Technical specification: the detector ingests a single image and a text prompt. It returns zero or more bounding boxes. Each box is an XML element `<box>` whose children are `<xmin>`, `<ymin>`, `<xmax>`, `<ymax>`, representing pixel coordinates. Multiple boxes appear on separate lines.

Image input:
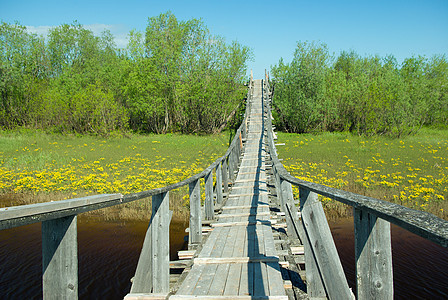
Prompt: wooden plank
<box><xmin>175</xmin><ymin>264</ymin><xmax>206</xmax><ymax>295</ymax></box>
<box><xmin>216</xmin><ymin>162</ymin><xmax>224</xmax><ymax>205</ymax></box>
<box><xmin>171</xmin><ymin>296</ymin><xmax>288</xmax><ymax>300</ymax></box>
<box><xmin>1</xmin><ymin>194</ymin><xmax>122</xmax><ymax>230</ymax></box>
<box><xmin>223</xmin><ymin>263</ymin><xmax>242</xmax><ymax>295</ymax></box>
<box><xmin>208</xmin><ymin>263</ymin><xmax>230</xmax><ymax>295</ymax></box>
<box><xmin>300</xmin><ymin>188</ymin><xmax>352</xmax><ymax>299</ymax></box>
<box><xmin>354</xmin><ymin>208</ymin><xmax>393</xmax><ymax>300</ymax></box>
<box><xmin>193</xmin><ymin>264</ymin><xmax>219</xmax><ymax>295</ymax></box>
<box><xmin>253</xmin><ymin>262</ymin><xmax>268</xmax><ymax>296</ymax></box>
<box><xmin>233</xmin><ymin>179</ymin><xmax>267</xmax><ymax>184</ymax></box>
<box><xmin>222</xmin><ymin>204</ymin><xmax>269</xmax><ymax>210</ymax></box>
<box><xmin>189</xmin><ymin>179</ymin><xmax>202</xmax><ymax>246</ymax></box>
<box><xmin>219</xmin><ymin>212</ymin><xmax>270</xmax><ymax>218</ymax></box>
<box><xmin>222</xmin><ymin>158</ymin><xmax>229</xmax><ymax>194</ymax></box>
<box><xmin>131</xmin><ymin>192</ymin><xmax>170</xmax><ymax>294</ymax></box>
<box><xmin>42</xmin><ymin>215</ymin><xmax>78</xmax><ymax>299</ymax></box>
<box><xmin>212</xmin><ymin>220</ymin><xmax>272</xmax><ymax>227</ymax></box>
<box><xmin>204</xmin><ymin>171</ymin><xmax>214</xmax><ymax>220</ymax></box>
<box><xmin>228</xmin><ymin>192</ymin><xmax>269</xmax><ymax>197</ymax></box>
<box><xmin>194</xmin><ymin>256</ymin><xmax>279</xmax><ymax>264</ymax></box>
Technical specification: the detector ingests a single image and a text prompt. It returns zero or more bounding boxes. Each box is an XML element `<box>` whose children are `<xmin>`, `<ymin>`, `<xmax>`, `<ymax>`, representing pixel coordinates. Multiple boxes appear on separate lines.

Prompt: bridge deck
<box><xmin>172</xmin><ymin>80</ymin><xmax>287</xmax><ymax>299</ymax></box>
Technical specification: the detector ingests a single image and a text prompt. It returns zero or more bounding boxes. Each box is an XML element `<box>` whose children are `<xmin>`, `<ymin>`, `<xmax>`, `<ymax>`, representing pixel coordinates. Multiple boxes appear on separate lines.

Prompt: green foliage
<box><xmin>271</xmin><ymin>44</ymin><xmax>448</xmax><ymax>137</ymax></box>
<box><xmin>0</xmin><ymin>13</ymin><xmax>252</xmax><ymax>135</ymax></box>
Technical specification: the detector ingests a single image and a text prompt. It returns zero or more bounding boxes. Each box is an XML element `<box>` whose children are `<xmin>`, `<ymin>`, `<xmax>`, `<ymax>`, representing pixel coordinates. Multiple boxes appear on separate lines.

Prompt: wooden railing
<box><xmin>263</xmin><ymin>74</ymin><xmax>448</xmax><ymax>300</ymax></box>
<box><xmin>0</xmin><ymin>74</ymin><xmax>255</xmax><ymax>299</ymax></box>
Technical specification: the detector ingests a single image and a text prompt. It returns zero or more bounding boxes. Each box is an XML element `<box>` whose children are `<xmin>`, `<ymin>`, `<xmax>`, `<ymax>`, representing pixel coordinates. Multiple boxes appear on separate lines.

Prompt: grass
<box><xmin>276</xmin><ymin>128</ymin><xmax>448</xmax><ymax>220</ymax></box>
<box><xmin>0</xmin><ymin>129</ymin><xmax>230</xmax><ymax>220</ymax></box>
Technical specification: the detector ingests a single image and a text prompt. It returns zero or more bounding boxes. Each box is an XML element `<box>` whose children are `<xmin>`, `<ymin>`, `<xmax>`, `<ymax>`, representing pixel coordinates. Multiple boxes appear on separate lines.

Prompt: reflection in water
<box><xmin>0</xmin><ymin>217</ymin><xmax>446</xmax><ymax>299</ymax></box>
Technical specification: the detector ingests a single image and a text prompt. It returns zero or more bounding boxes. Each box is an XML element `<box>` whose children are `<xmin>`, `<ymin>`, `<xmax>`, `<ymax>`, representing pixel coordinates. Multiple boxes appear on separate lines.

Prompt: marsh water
<box><xmin>0</xmin><ymin>217</ymin><xmax>447</xmax><ymax>299</ymax></box>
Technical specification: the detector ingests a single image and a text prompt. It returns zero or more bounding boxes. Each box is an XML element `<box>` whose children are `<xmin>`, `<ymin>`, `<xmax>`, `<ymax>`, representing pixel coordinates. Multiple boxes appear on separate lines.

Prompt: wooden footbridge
<box><xmin>1</xmin><ymin>73</ymin><xmax>447</xmax><ymax>299</ymax></box>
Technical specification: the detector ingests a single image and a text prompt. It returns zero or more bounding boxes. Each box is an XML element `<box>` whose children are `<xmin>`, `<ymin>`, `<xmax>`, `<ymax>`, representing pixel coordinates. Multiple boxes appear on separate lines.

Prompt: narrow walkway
<box><xmin>172</xmin><ymin>80</ymin><xmax>287</xmax><ymax>299</ymax></box>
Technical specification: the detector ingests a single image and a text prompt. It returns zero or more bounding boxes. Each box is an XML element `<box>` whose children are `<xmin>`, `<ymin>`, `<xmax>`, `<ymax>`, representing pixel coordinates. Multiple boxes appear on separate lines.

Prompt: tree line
<box><xmin>271</xmin><ymin>41</ymin><xmax>448</xmax><ymax>137</ymax></box>
<box><xmin>0</xmin><ymin>12</ymin><xmax>252</xmax><ymax>135</ymax></box>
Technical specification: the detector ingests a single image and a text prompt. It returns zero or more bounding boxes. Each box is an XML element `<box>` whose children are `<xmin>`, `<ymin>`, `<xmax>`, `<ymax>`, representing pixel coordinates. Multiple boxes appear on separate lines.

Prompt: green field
<box><xmin>0</xmin><ymin>129</ymin><xmax>229</xmax><ymax>220</ymax></box>
<box><xmin>276</xmin><ymin>128</ymin><xmax>448</xmax><ymax>220</ymax></box>
<box><xmin>2</xmin><ymin>128</ymin><xmax>447</xmax><ymax>221</ymax></box>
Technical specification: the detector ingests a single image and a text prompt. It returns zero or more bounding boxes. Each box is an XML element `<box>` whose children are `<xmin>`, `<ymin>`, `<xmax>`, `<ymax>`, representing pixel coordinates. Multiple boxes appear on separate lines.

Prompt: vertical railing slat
<box><xmin>298</xmin><ymin>188</ymin><xmax>326</xmax><ymax>298</ymax></box>
<box><xmin>215</xmin><ymin>162</ymin><xmax>223</xmax><ymax>205</ymax></box>
<box><xmin>222</xmin><ymin>158</ymin><xmax>229</xmax><ymax>195</ymax></box>
<box><xmin>354</xmin><ymin>208</ymin><xmax>393</xmax><ymax>300</ymax></box>
<box><xmin>130</xmin><ymin>191</ymin><xmax>170</xmax><ymax>294</ymax></box>
<box><xmin>189</xmin><ymin>179</ymin><xmax>202</xmax><ymax>247</ymax></box>
<box><xmin>300</xmin><ymin>187</ymin><xmax>353</xmax><ymax>299</ymax></box>
<box><xmin>204</xmin><ymin>171</ymin><xmax>214</xmax><ymax>220</ymax></box>
<box><xmin>280</xmin><ymin>178</ymin><xmax>300</xmax><ymax>241</ymax></box>
<box><xmin>42</xmin><ymin>215</ymin><xmax>78</xmax><ymax>299</ymax></box>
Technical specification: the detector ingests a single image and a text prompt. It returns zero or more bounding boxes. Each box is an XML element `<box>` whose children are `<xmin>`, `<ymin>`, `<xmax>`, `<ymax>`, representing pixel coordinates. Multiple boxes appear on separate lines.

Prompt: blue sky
<box><xmin>1</xmin><ymin>0</ymin><xmax>447</xmax><ymax>79</ymax></box>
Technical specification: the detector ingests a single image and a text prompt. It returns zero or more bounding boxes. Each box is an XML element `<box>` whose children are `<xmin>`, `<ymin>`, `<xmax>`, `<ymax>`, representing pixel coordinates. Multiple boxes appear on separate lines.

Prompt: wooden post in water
<box><xmin>222</xmin><ymin>158</ymin><xmax>229</xmax><ymax>194</ymax></box>
<box><xmin>354</xmin><ymin>208</ymin><xmax>393</xmax><ymax>300</ymax></box>
<box><xmin>131</xmin><ymin>192</ymin><xmax>170</xmax><ymax>294</ymax></box>
<box><xmin>215</xmin><ymin>162</ymin><xmax>223</xmax><ymax>205</ymax></box>
<box><xmin>42</xmin><ymin>215</ymin><xmax>78</xmax><ymax>299</ymax></box>
<box><xmin>299</xmin><ymin>187</ymin><xmax>353</xmax><ymax>299</ymax></box>
<box><xmin>204</xmin><ymin>171</ymin><xmax>214</xmax><ymax>220</ymax></box>
<box><xmin>189</xmin><ymin>179</ymin><xmax>202</xmax><ymax>247</ymax></box>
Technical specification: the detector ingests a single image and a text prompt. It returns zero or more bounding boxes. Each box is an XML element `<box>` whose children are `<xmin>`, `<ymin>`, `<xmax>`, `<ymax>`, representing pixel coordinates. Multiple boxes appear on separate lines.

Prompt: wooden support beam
<box><xmin>42</xmin><ymin>215</ymin><xmax>78</xmax><ymax>299</ymax></box>
<box><xmin>131</xmin><ymin>192</ymin><xmax>170</xmax><ymax>294</ymax></box>
<box><xmin>215</xmin><ymin>162</ymin><xmax>223</xmax><ymax>205</ymax></box>
<box><xmin>189</xmin><ymin>179</ymin><xmax>202</xmax><ymax>246</ymax></box>
<box><xmin>204</xmin><ymin>171</ymin><xmax>214</xmax><ymax>221</ymax></box>
<box><xmin>222</xmin><ymin>158</ymin><xmax>229</xmax><ymax>195</ymax></box>
<box><xmin>354</xmin><ymin>208</ymin><xmax>393</xmax><ymax>300</ymax></box>
<box><xmin>300</xmin><ymin>188</ymin><xmax>353</xmax><ymax>299</ymax></box>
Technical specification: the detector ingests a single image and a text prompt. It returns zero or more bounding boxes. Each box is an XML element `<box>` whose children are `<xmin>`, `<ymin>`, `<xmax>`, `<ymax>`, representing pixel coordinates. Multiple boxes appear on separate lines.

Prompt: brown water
<box><xmin>0</xmin><ymin>219</ymin><xmax>188</xmax><ymax>299</ymax></box>
<box><xmin>0</xmin><ymin>218</ymin><xmax>447</xmax><ymax>299</ymax></box>
<box><xmin>330</xmin><ymin>218</ymin><xmax>448</xmax><ymax>299</ymax></box>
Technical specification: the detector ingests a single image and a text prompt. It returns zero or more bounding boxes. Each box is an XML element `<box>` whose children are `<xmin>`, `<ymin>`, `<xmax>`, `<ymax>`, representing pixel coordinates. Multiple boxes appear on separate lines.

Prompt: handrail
<box><xmin>0</xmin><ymin>76</ymin><xmax>254</xmax><ymax>299</ymax></box>
<box><xmin>263</xmin><ymin>78</ymin><xmax>448</xmax><ymax>248</ymax></box>
<box><xmin>263</xmin><ymin>74</ymin><xmax>448</xmax><ymax>300</ymax></box>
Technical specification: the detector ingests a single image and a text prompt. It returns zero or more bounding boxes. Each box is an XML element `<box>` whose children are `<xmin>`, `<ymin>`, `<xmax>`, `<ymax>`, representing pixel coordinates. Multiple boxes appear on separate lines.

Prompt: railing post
<box><xmin>42</xmin><ymin>215</ymin><xmax>78</xmax><ymax>299</ymax></box>
<box><xmin>222</xmin><ymin>158</ymin><xmax>229</xmax><ymax>194</ymax></box>
<box><xmin>298</xmin><ymin>188</ymin><xmax>326</xmax><ymax>298</ymax></box>
<box><xmin>131</xmin><ymin>192</ymin><xmax>170</xmax><ymax>294</ymax></box>
<box><xmin>280</xmin><ymin>178</ymin><xmax>300</xmax><ymax>241</ymax></box>
<box><xmin>232</xmin><ymin>147</ymin><xmax>238</xmax><ymax>180</ymax></box>
<box><xmin>228</xmin><ymin>149</ymin><xmax>235</xmax><ymax>182</ymax></box>
<box><xmin>354</xmin><ymin>208</ymin><xmax>393</xmax><ymax>300</ymax></box>
<box><xmin>204</xmin><ymin>171</ymin><xmax>214</xmax><ymax>220</ymax></box>
<box><xmin>215</xmin><ymin>162</ymin><xmax>223</xmax><ymax>205</ymax></box>
<box><xmin>299</xmin><ymin>187</ymin><xmax>353</xmax><ymax>299</ymax></box>
<box><xmin>189</xmin><ymin>179</ymin><xmax>202</xmax><ymax>247</ymax></box>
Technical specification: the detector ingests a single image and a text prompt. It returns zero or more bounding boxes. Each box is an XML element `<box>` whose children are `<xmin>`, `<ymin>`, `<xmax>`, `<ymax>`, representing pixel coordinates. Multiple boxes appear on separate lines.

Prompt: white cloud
<box><xmin>26</xmin><ymin>25</ymin><xmax>53</xmax><ymax>37</ymax></box>
<box><xmin>26</xmin><ymin>24</ymin><xmax>130</xmax><ymax>49</ymax></box>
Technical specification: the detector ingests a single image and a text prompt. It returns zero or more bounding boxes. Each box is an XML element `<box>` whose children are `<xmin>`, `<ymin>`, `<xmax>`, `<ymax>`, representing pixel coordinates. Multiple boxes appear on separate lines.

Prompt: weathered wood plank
<box><xmin>189</xmin><ymin>179</ymin><xmax>202</xmax><ymax>246</ymax></box>
<box><xmin>205</xmin><ymin>171</ymin><xmax>214</xmax><ymax>221</ymax></box>
<box><xmin>42</xmin><ymin>215</ymin><xmax>78</xmax><ymax>299</ymax></box>
<box><xmin>216</xmin><ymin>162</ymin><xmax>224</xmax><ymax>205</ymax></box>
<box><xmin>131</xmin><ymin>192</ymin><xmax>170</xmax><ymax>294</ymax></box>
<box><xmin>194</xmin><ymin>256</ymin><xmax>279</xmax><ymax>264</ymax></box>
<box><xmin>1</xmin><ymin>194</ymin><xmax>122</xmax><ymax>230</ymax></box>
<box><xmin>300</xmin><ymin>188</ymin><xmax>352</xmax><ymax>299</ymax></box>
<box><xmin>354</xmin><ymin>208</ymin><xmax>393</xmax><ymax>300</ymax></box>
